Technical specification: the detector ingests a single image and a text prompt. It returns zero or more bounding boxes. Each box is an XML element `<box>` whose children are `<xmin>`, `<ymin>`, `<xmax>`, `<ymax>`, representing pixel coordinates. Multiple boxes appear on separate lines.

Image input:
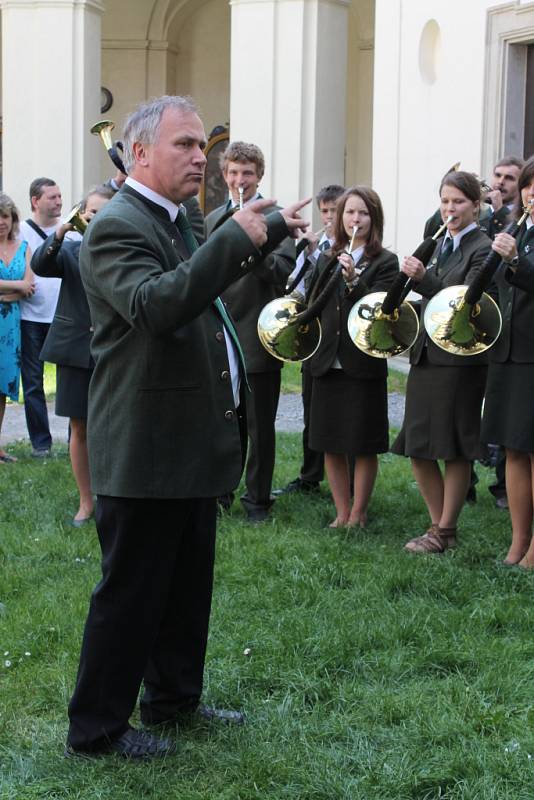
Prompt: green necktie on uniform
<box><xmin>174</xmin><ymin>208</ymin><xmax>248</xmax><ymax>377</ymax></box>
<box><xmin>436</xmin><ymin>236</ymin><xmax>453</xmax><ymax>275</ymax></box>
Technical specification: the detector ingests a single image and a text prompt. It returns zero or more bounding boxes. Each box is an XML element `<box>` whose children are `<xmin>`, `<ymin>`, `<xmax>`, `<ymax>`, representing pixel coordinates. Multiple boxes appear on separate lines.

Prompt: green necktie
<box><xmin>175</xmin><ymin>209</ymin><xmax>248</xmax><ymax>377</ymax></box>
<box><xmin>436</xmin><ymin>237</ymin><xmax>453</xmax><ymax>275</ymax></box>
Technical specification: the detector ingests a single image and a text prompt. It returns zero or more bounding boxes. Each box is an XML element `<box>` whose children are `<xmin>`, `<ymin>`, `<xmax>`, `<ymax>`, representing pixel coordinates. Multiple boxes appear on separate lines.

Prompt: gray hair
<box><xmin>122</xmin><ymin>95</ymin><xmax>198</xmax><ymax>173</ymax></box>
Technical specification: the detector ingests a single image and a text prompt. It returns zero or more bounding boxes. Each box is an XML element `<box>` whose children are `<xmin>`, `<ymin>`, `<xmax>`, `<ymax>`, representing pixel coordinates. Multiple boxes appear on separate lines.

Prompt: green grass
<box><xmin>12</xmin><ymin>363</ymin><xmax>57</xmax><ymax>405</ymax></box>
<box><xmin>1</xmin><ymin>436</ymin><xmax>533</xmax><ymax>799</ymax></box>
<box><xmin>281</xmin><ymin>365</ymin><xmax>408</xmax><ymax>396</ymax></box>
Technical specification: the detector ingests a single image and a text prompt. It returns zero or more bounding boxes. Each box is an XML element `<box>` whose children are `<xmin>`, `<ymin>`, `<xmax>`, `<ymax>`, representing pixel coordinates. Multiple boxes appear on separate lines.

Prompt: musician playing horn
<box><xmin>481</xmin><ymin>156</ymin><xmax>534</xmax><ymax>569</ymax></box>
<box><xmin>392</xmin><ymin>171</ymin><xmax>492</xmax><ymax>554</ymax></box>
<box><xmin>307</xmin><ymin>186</ymin><xmax>397</xmax><ymax>528</ymax></box>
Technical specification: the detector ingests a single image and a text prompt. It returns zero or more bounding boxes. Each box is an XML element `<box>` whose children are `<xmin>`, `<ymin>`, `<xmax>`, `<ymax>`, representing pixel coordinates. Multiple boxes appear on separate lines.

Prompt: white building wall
<box><xmin>373</xmin><ymin>0</ymin><xmax>513</xmax><ymax>259</ymax></box>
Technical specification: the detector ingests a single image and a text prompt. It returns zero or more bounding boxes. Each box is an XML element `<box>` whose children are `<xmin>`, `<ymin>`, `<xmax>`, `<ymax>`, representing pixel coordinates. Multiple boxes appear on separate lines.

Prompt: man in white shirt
<box><xmin>19</xmin><ymin>178</ymin><xmax>62</xmax><ymax>456</ymax></box>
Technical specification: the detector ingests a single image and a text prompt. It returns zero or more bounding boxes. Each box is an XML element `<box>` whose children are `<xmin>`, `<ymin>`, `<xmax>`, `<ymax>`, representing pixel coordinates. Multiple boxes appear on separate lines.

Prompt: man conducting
<box><xmin>66</xmin><ymin>95</ymin><xmax>308</xmax><ymax>759</ymax></box>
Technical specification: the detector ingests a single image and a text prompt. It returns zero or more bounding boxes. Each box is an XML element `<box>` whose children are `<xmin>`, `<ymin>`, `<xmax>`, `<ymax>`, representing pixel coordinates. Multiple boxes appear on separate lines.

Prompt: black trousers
<box><xmin>67</xmin><ymin>495</ymin><xmax>217</xmax><ymax>751</ymax></box>
<box><xmin>241</xmin><ymin>371</ymin><xmax>281</xmax><ymax>513</ymax></box>
<box><xmin>20</xmin><ymin>320</ymin><xmax>52</xmax><ymax>450</ymax></box>
<box><xmin>300</xmin><ymin>369</ymin><xmax>324</xmax><ymax>483</ymax></box>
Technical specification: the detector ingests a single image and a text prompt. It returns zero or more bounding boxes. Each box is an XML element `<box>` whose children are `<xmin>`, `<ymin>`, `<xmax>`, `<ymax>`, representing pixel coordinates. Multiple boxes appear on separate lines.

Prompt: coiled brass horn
<box><xmin>423</xmin><ymin>202</ymin><xmax>534</xmax><ymax>355</ymax></box>
<box><xmin>91</xmin><ymin>120</ymin><xmax>126</xmax><ymax>174</ymax></box>
<box><xmin>346</xmin><ymin>217</ymin><xmax>452</xmax><ymax>359</ymax></box>
<box><xmin>63</xmin><ymin>204</ymin><xmax>88</xmax><ymax>236</ymax></box>
<box><xmin>257</xmin><ymin>226</ymin><xmax>358</xmax><ymax>362</ymax></box>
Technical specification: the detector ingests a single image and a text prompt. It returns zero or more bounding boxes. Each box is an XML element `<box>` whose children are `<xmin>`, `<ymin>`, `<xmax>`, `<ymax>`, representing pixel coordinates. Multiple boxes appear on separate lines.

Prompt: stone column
<box><xmin>229</xmin><ymin>0</ymin><xmax>349</xmax><ymax>223</ymax></box>
<box><xmin>1</xmin><ymin>0</ymin><xmax>104</xmax><ymax>215</ymax></box>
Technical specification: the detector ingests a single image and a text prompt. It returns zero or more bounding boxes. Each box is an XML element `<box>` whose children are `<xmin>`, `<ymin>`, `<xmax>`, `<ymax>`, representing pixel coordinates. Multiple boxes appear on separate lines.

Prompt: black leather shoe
<box><xmin>272</xmin><ymin>477</ymin><xmax>320</xmax><ymax>496</ymax></box>
<box><xmin>195</xmin><ymin>704</ymin><xmax>244</xmax><ymax>725</ymax></box>
<box><xmin>65</xmin><ymin>727</ymin><xmax>175</xmax><ymax>759</ymax></box>
<box><xmin>142</xmin><ymin>704</ymin><xmax>244</xmax><ymax>728</ymax></box>
<box><xmin>246</xmin><ymin>507</ymin><xmax>270</xmax><ymax>524</ymax></box>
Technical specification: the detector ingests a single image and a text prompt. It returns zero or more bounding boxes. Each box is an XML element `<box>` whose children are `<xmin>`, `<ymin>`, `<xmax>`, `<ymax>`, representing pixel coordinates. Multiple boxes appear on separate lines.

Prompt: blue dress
<box><xmin>0</xmin><ymin>241</ymin><xmax>27</xmax><ymax>401</ymax></box>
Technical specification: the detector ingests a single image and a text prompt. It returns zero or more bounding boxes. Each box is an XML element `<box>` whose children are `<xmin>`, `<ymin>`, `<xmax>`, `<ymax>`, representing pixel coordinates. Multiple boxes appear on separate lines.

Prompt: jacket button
<box><xmin>224</xmin><ymin>410</ymin><xmax>234</xmax><ymax>421</ymax></box>
<box><xmin>240</xmin><ymin>260</ymin><xmax>247</xmax><ymax>269</ymax></box>
<box><xmin>215</xmin><ymin>331</ymin><xmax>224</xmax><ymax>342</ymax></box>
<box><xmin>89</xmin><ymin>326</ymin><xmax>94</xmax><ymax>333</ymax></box>
<box><xmin>221</xmin><ymin>370</ymin><xmax>230</xmax><ymax>381</ymax></box>
<box><xmin>336</xmin><ymin>330</ymin><xmax>340</xmax><ymax>336</ymax></box>
<box><xmin>248</xmin><ymin>255</ymin><xmax>255</xmax><ymax>265</ymax></box>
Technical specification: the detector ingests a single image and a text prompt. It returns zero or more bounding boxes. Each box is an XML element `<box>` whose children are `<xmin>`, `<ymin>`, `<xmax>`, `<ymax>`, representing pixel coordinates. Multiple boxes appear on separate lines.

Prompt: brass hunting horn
<box><xmin>91</xmin><ymin>120</ymin><xmax>126</xmax><ymax>174</ymax></box>
<box><xmin>423</xmin><ymin>203</ymin><xmax>534</xmax><ymax>355</ymax></box>
<box><xmin>346</xmin><ymin>217</ymin><xmax>453</xmax><ymax>359</ymax></box>
<box><xmin>63</xmin><ymin>204</ymin><xmax>88</xmax><ymax>236</ymax></box>
<box><xmin>257</xmin><ymin>226</ymin><xmax>359</xmax><ymax>362</ymax></box>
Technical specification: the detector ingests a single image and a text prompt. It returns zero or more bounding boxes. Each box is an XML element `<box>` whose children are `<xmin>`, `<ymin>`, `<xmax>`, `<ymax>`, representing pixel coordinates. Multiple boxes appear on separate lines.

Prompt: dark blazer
<box><xmin>308</xmin><ymin>248</ymin><xmax>399</xmax><ymax>379</ymax></box>
<box><xmin>32</xmin><ymin>235</ymin><xmax>94</xmax><ymax>369</ymax></box>
<box><xmin>410</xmin><ymin>227</ymin><xmax>492</xmax><ymax>366</ymax></box>
<box><xmin>205</xmin><ymin>199</ymin><xmax>295</xmax><ymax>373</ymax></box>
<box><xmin>490</xmin><ymin>226</ymin><xmax>534</xmax><ymax>363</ymax></box>
<box><xmin>80</xmin><ymin>184</ymin><xmax>290</xmax><ymax>499</ymax></box>
<box><xmin>424</xmin><ymin>205</ymin><xmax>510</xmax><ymax>241</ymax></box>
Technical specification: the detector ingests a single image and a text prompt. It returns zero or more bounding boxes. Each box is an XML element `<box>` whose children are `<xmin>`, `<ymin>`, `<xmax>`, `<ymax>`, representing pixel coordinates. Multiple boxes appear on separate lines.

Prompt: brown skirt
<box><xmin>309</xmin><ymin>369</ymin><xmax>389</xmax><ymax>455</ymax></box>
<box><xmin>391</xmin><ymin>356</ymin><xmax>487</xmax><ymax>461</ymax></box>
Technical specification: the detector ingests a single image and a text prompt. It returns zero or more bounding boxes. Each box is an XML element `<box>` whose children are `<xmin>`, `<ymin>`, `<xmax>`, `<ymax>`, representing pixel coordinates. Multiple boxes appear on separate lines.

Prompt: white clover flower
<box><xmin>243</xmin><ymin>647</ymin><xmax>252</xmax><ymax>656</ymax></box>
<box><xmin>4</xmin><ymin>660</ymin><xmax>11</xmax><ymax>667</ymax></box>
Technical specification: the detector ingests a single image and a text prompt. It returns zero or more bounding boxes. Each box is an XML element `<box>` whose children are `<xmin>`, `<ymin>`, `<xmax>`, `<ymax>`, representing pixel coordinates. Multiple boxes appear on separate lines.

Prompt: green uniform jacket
<box><xmin>80</xmin><ymin>185</ymin><xmax>289</xmax><ymax>499</ymax></box>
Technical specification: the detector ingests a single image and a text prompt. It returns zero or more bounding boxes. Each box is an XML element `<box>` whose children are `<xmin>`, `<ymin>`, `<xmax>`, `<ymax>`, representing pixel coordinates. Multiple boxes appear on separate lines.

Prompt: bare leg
<box><xmin>410</xmin><ymin>457</ymin><xmax>443</xmax><ymax>525</ymax></box>
<box><xmin>506</xmin><ymin>448</ymin><xmax>533</xmax><ymax>565</ymax></box>
<box><xmin>440</xmin><ymin>459</ymin><xmax>471</xmax><ymax>528</ymax></box>
<box><xmin>0</xmin><ymin>395</ymin><xmax>16</xmax><ymax>461</ymax></box>
<box><xmin>69</xmin><ymin>418</ymin><xmax>93</xmax><ymax>521</ymax></box>
<box><xmin>324</xmin><ymin>452</ymin><xmax>350</xmax><ymax>526</ymax></box>
<box><xmin>348</xmin><ymin>455</ymin><xmax>378</xmax><ymax>527</ymax></box>
<box><xmin>518</xmin><ymin>454</ymin><xmax>534</xmax><ymax>568</ymax></box>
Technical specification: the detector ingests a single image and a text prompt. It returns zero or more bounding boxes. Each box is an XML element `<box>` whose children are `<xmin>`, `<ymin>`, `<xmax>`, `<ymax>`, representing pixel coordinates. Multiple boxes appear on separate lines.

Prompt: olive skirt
<box><xmin>55</xmin><ymin>364</ymin><xmax>93</xmax><ymax>420</ymax></box>
<box><xmin>481</xmin><ymin>361</ymin><xmax>534</xmax><ymax>453</ymax></box>
<box><xmin>309</xmin><ymin>369</ymin><xmax>388</xmax><ymax>455</ymax></box>
<box><xmin>392</xmin><ymin>357</ymin><xmax>487</xmax><ymax>461</ymax></box>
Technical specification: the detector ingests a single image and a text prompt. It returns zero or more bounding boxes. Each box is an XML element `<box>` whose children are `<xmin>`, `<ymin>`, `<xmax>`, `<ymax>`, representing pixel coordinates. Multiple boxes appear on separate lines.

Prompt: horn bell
<box><xmin>423</xmin><ymin>285</ymin><xmax>502</xmax><ymax>356</ymax></box>
<box><xmin>257</xmin><ymin>297</ymin><xmax>321</xmax><ymax>363</ymax></box>
<box><xmin>90</xmin><ymin>119</ymin><xmax>115</xmax><ymax>151</ymax></box>
<box><xmin>63</xmin><ymin>204</ymin><xmax>88</xmax><ymax>236</ymax></box>
<box><xmin>347</xmin><ymin>291</ymin><xmax>420</xmax><ymax>359</ymax></box>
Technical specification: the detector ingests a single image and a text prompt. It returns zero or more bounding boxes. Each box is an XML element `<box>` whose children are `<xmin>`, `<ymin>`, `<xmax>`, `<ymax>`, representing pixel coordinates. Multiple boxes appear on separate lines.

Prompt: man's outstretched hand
<box><xmin>233</xmin><ymin>197</ymin><xmax>312</xmax><ymax>247</ymax></box>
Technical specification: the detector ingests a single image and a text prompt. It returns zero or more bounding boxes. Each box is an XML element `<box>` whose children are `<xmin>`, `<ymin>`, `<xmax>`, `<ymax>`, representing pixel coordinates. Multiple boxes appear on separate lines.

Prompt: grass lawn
<box><xmin>1</xmin><ymin>431</ymin><xmax>533</xmax><ymax>799</ymax></box>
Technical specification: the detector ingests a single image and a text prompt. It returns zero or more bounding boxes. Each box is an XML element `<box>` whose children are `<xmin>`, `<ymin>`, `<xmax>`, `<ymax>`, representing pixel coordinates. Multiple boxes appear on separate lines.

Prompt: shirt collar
<box><xmin>443</xmin><ymin>221</ymin><xmax>477</xmax><ymax>251</ymax></box>
<box><xmin>350</xmin><ymin>244</ymin><xmax>365</xmax><ymax>263</ymax></box>
<box><xmin>125</xmin><ymin>177</ymin><xmax>181</xmax><ymax>221</ymax></box>
<box><xmin>527</xmin><ymin>217</ymin><xmax>533</xmax><ymax>230</ymax></box>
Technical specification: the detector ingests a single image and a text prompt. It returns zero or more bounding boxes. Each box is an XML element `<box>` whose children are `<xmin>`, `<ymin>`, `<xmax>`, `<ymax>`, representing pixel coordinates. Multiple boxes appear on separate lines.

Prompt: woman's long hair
<box><xmin>516</xmin><ymin>156</ymin><xmax>534</xmax><ymax>219</ymax></box>
<box><xmin>331</xmin><ymin>186</ymin><xmax>384</xmax><ymax>260</ymax></box>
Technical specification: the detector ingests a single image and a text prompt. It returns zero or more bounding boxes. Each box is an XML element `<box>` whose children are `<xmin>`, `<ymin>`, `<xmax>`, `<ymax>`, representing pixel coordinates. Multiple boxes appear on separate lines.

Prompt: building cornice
<box><xmin>102</xmin><ymin>38</ymin><xmax>178</xmax><ymax>56</ymax></box>
<box><xmin>0</xmin><ymin>0</ymin><xmax>104</xmax><ymax>11</ymax></box>
<box><xmin>229</xmin><ymin>0</ymin><xmax>350</xmax><ymax>8</ymax></box>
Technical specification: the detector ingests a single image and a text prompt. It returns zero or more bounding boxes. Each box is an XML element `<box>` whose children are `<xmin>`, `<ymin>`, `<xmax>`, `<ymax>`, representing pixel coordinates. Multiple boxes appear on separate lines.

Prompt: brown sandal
<box><xmin>404</xmin><ymin>523</ymin><xmax>438</xmax><ymax>550</ymax></box>
<box><xmin>404</xmin><ymin>526</ymin><xmax>457</xmax><ymax>554</ymax></box>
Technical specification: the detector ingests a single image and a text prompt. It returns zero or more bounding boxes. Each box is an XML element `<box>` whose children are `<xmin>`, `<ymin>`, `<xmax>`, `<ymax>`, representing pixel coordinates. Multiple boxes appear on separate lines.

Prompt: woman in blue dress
<box><xmin>0</xmin><ymin>193</ymin><xmax>34</xmax><ymax>462</ymax></box>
